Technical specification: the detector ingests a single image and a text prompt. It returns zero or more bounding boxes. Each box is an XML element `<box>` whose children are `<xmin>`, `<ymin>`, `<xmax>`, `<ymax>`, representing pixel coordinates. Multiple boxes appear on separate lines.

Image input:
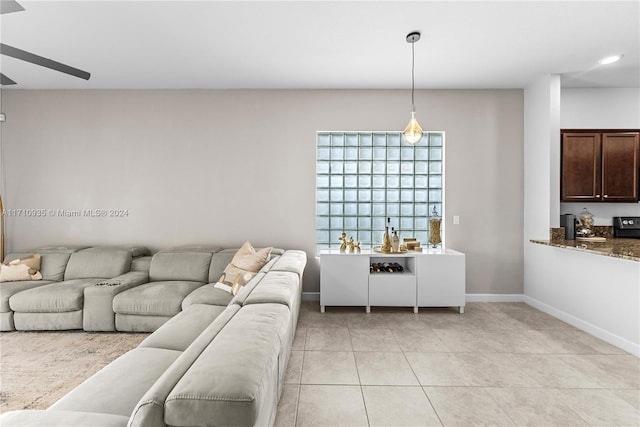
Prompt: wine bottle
<box><xmin>391</xmin><ymin>228</ymin><xmax>400</xmax><ymax>253</ymax></box>
<box><xmin>382</xmin><ymin>218</ymin><xmax>392</xmax><ymax>253</ymax></box>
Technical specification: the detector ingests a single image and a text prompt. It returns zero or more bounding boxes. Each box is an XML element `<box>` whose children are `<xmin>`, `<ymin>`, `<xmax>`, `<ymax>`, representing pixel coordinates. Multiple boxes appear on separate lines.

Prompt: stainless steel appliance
<box><xmin>613</xmin><ymin>217</ymin><xmax>640</xmax><ymax>239</ymax></box>
<box><xmin>560</xmin><ymin>214</ymin><xmax>576</xmax><ymax>240</ymax></box>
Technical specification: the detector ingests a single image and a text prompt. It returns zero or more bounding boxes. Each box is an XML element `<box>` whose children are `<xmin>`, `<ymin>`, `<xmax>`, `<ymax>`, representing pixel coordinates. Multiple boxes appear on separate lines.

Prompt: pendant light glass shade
<box><xmin>403</xmin><ymin>31</ymin><xmax>423</xmax><ymax>145</ymax></box>
<box><xmin>403</xmin><ymin>111</ymin><xmax>423</xmax><ymax>144</ymax></box>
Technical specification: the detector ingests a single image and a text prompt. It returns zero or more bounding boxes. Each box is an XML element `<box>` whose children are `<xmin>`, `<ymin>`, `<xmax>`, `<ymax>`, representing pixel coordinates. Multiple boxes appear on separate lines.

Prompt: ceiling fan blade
<box><xmin>0</xmin><ymin>43</ymin><xmax>91</xmax><ymax>81</ymax></box>
<box><xmin>0</xmin><ymin>73</ymin><xmax>17</xmax><ymax>85</ymax></box>
<box><xmin>0</xmin><ymin>0</ymin><xmax>25</xmax><ymax>14</ymax></box>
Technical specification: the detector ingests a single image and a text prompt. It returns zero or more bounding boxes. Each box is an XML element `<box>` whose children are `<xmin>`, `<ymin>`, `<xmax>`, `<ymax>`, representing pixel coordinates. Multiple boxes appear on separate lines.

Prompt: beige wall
<box><xmin>1</xmin><ymin>89</ymin><xmax>523</xmax><ymax>294</ymax></box>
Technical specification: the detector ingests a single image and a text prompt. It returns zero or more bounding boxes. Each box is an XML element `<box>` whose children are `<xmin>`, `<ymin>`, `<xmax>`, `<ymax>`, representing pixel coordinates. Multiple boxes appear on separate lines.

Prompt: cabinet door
<box><xmin>602</xmin><ymin>133</ymin><xmax>639</xmax><ymax>202</ymax></box>
<box><xmin>320</xmin><ymin>254</ymin><xmax>368</xmax><ymax>307</ymax></box>
<box><xmin>369</xmin><ymin>274</ymin><xmax>416</xmax><ymax>307</ymax></box>
<box><xmin>416</xmin><ymin>253</ymin><xmax>465</xmax><ymax>307</ymax></box>
<box><xmin>561</xmin><ymin>133</ymin><xmax>602</xmax><ymax>201</ymax></box>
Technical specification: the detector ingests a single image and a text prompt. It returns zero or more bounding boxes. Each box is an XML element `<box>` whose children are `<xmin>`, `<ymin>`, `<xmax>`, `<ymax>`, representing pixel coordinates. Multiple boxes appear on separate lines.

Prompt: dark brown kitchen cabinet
<box><xmin>561</xmin><ymin>130</ymin><xmax>639</xmax><ymax>202</ymax></box>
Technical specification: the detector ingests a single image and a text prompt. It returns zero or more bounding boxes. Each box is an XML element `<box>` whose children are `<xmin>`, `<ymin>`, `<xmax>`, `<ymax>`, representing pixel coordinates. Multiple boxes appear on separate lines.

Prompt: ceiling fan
<box><xmin>0</xmin><ymin>0</ymin><xmax>91</xmax><ymax>85</ymax></box>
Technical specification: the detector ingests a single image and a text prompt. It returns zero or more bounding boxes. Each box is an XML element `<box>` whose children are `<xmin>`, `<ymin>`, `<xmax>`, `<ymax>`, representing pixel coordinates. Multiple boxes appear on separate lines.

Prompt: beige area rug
<box><xmin>0</xmin><ymin>331</ymin><xmax>148</xmax><ymax>413</ymax></box>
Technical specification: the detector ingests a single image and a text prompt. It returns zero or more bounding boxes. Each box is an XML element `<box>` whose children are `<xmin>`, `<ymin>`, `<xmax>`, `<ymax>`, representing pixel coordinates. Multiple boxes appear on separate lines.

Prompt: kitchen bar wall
<box><xmin>524</xmin><ymin>81</ymin><xmax>640</xmax><ymax>355</ymax></box>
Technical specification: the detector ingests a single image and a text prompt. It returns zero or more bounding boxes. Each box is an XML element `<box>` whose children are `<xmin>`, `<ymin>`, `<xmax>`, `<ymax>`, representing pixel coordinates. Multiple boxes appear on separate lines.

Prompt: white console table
<box><xmin>319</xmin><ymin>248</ymin><xmax>465</xmax><ymax>313</ymax></box>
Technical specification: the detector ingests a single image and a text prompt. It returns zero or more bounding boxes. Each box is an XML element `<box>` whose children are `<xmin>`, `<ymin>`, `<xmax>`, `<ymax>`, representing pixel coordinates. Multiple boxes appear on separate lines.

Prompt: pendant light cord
<box><xmin>411</xmin><ymin>39</ymin><xmax>415</xmax><ymax>113</ymax></box>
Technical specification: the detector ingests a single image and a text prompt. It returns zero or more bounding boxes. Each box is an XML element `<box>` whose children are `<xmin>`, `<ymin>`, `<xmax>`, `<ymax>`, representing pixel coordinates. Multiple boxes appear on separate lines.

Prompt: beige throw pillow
<box><xmin>218</xmin><ymin>242</ymin><xmax>272</xmax><ymax>295</ymax></box>
<box><xmin>0</xmin><ymin>254</ymin><xmax>43</xmax><ymax>282</ymax></box>
<box><xmin>230</xmin><ymin>241</ymin><xmax>272</xmax><ymax>272</ymax></box>
<box><xmin>13</xmin><ymin>254</ymin><xmax>41</xmax><ymax>271</ymax></box>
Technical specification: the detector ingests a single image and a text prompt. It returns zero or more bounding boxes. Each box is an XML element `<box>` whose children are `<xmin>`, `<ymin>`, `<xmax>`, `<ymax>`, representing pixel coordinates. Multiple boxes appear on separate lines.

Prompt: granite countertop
<box><xmin>530</xmin><ymin>237</ymin><xmax>640</xmax><ymax>262</ymax></box>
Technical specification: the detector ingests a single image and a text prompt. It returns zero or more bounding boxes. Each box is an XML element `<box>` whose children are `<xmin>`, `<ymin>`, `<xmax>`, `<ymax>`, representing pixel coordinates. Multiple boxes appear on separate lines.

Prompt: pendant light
<box><xmin>403</xmin><ymin>31</ymin><xmax>423</xmax><ymax>145</ymax></box>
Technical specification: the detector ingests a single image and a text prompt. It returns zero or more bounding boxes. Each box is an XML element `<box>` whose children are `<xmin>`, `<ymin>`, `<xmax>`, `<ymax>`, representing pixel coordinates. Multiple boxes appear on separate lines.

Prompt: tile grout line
<box><xmin>393</xmin><ymin>321</ymin><xmax>446</xmax><ymax>427</ymax></box>
<box><xmin>479</xmin><ymin>386</ymin><xmax>520</xmax><ymax>427</ymax></box>
<box><xmin>349</xmin><ymin>321</ymin><xmax>372</xmax><ymax>426</ymax></box>
<box><xmin>293</xmin><ymin>327</ymin><xmax>307</xmax><ymax>427</ymax></box>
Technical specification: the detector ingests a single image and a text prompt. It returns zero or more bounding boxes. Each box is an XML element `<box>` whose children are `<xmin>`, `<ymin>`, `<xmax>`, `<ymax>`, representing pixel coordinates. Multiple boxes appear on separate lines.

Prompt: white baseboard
<box><xmin>465</xmin><ymin>293</ymin><xmax>525</xmax><ymax>302</ymax></box>
<box><xmin>302</xmin><ymin>292</ymin><xmax>320</xmax><ymax>301</ymax></box>
<box><xmin>304</xmin><ymin>292</ymin><xmax>524</xmax><ymax>303</ymax></box>
<box><xmin>524</xmin><ymin>295</ymin><xmax>640</xmax><ymax>357</ymax></box>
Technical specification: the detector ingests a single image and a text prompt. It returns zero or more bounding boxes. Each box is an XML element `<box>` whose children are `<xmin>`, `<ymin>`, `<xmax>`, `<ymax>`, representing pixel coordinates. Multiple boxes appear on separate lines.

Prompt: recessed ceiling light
<box><xmin>599</xmin><ymin>54</ymin><xmax>623</xmax><ymax>65</ymax></box>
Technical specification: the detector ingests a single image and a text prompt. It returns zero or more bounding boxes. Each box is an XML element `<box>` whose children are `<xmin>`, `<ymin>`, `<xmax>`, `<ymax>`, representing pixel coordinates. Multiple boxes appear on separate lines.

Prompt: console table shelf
<box><xmin>320</xmin><ymin>248</ymin><xmax>465</xmax><ymax>313</ymax></box>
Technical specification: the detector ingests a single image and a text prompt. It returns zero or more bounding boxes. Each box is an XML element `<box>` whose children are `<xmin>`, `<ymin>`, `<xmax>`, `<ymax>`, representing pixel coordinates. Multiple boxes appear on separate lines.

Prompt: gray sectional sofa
<box><xmin>113</xmin><ymin>248</ymin><xmax>236</xmax><ymax>332</ymax></box>
<box><xmin>0</xmin><ymin>245</ymin><xmax>307</xmax><ymax>427</ymax></box>
<box><xmin>0</xmin><ymin>245</ymin><xmax>145</xmax><ymax>331</ymax></box>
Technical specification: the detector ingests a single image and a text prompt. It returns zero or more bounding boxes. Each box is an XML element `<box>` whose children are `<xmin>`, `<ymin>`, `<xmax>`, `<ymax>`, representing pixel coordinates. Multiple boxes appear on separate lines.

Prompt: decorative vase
<box><xmin>577</xmin><ymin>208</ymin><xmax>594</xmax><ymax>238</ymax></box>
<box><xmin>428</xmin><ymin>206</ymin><xmax>442</xmax><ymax>247</ymax></box>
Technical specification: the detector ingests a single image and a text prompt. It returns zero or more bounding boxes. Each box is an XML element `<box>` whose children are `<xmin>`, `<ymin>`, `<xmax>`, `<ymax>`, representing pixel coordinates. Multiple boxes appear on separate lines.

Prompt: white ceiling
<box><xmin>1</xmin><ymin>0</ymin><xmax>638</xmax><ymax>89</ymax></box>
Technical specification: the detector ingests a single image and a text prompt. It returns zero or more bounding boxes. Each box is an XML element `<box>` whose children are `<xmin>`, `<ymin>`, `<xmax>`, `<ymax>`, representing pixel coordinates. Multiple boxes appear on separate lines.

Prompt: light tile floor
<box><xmin>274</xmin><ymin>301</ymin><xmax>640</xmax><ymax>427</ymax></box>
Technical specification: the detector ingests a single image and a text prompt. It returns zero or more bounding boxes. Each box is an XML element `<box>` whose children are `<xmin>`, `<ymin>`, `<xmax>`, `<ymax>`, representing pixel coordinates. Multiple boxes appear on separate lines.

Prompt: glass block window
<box><xmin>316</xmin><ymin>131</ymin><xmax>444</xmax><ymax>254</ymax></box>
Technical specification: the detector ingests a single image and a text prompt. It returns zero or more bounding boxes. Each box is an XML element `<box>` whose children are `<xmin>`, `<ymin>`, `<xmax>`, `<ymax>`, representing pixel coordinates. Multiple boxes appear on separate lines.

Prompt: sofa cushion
<box><xmin>242</xmin><ymin>271</ymin><xmax>301</xmax><ymax>309</ymax></box>
<box><xmin>39</xmin><ymin>253</ymin><xmax>73</xmax><ymax>281</ymax></box>
<box><xmin>0</xmin><ymin>410</ymin><xmax>130</xmax><ymax>427</ymax></box>
<box><xmin>4</xmin><ymin>252</ymin><xmax>71</xmax><ymax>282</ymax></box>
<box><xmin>138</xmin><ymin>304</ymin><xmax>227</xmax><ymax>351</ymax></box>
<box><xmin>129</xmin><ymin>304</ymin><xmax>241</xmax><ymax>427</ymax></box>
<box><xmin>49</xmin><ymin>347</ymin><xmax>181</xmax><ymax>417</ymax></box>
<box><xmin>270</xmin><ymin>248</ymin><xmax>286</xmax><ymax>256</ymax></box>
<box><xmin>131</xmin><ymin>256</ymin><xmax>152</xmax><ymax>273</ymax></box>
<box><xmin>165</xmin><ymin>303</ymin><xmax>290</xmax><ymax>427</ymax></box>
<box><xmin>181</xmin><ymin>283</ymin><xmax>233</xmax><ymax>308</ymax></box>
<box><xmin>13</xmin><ymin>311</ymin><xmax>83</xmax><ymax>331</ymax></box>
<box><xmin>64</xmin><ymin>249</ymin><xmax>132</xmax><ymax>281</ymax></box>
<box><xmin>207</xmin><ymin>249</ymin><xmax>237</xmax><ymax>283</ymax></box>
<box><xmin>115</xmin><ymin>314</ymin><xmax>173</xmax><ymax>333</ymax></box>
<box><xmin>270</xmin><ymin>250</ymin><xmax>307</xmax><ymax>277</ymax></box>
<box><xmin>0</xmin><ymin>280</ymin><xmax>54</xmax><ymax>312</ymax></box>
<box><xmin>113</xmin><ymin>281</ymin><xmax>204</xmax><ymax>316</ymax></box>
<box><xmin>148</xmin><ymin>252</ymin><xmax>212</xmax><ymax>283</ymax></box>
<box><xmin>9</xmin><ymin>279</ymin><xmax>103</xmax><ymax>313</ymax></box>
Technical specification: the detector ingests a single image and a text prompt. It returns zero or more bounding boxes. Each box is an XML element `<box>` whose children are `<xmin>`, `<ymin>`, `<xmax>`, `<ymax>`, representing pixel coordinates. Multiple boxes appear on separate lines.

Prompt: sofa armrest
<box><xmin>83</xmin><ymin>271</ymin><xmax>149</xmax><ymax>331</ymax></box>
<box><xmin>0</xmin><ymin>410</ymin><xmax>129</xmax><ymax>427</ymax></box>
